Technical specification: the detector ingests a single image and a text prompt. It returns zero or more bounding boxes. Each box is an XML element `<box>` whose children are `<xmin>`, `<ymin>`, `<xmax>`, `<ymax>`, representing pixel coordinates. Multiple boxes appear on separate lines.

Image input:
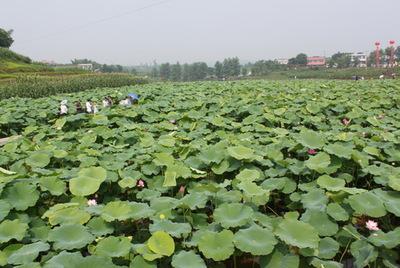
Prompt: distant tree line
<box><xmin>71</xmin><ymin>59</ymin><xmax>124</xmax><ymax>73</ymax></box>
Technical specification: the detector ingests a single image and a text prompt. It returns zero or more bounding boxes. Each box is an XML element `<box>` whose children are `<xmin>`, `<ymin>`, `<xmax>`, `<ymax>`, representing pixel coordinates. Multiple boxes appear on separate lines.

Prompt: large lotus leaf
<box><xmin>118</xmin><ymin>177</ymin><xmax>137</xmax><ymax>189</ymax></box>
<box><xmin>0</xmin><ymin>219</ymin><xmax>28</xmax><ymax>243</ymax></box>
<box><xmin>147</xmin><ymin>231</ymin><xmax>175</xmax><ymax>256</ymax></box>
<box><xmin>198</xmin><ymin>148</ymin><xmax>225</xmax><ymax>164</ymax></box>
<box><xmin>86</xmin><ymin>217</ymin><xmax>114</xmax><ymax>236</ymax></box>
<box><xmin>227</xmin><ymin>146</ymin><xmax>255</xmax><ymax>160</ymax></box>
<box><xmin>212</xmin><ymin>159</ymin><xmax>230</xmax><ymax>174</ymax></box>
<box><xmin>373</xmin><ymin>189</ymin><xmax>400</xmax><ymax>216</ymax></box>
<box><xmin>300</xmin><ymin>210</ymin><xmax>338</xmax><ymax>237</ymax></box>
<box><xmin>179</xmin><ymin>192</ymin><xmax>208</xmax><ymax>210</ymax></box>
<box><xmin>101</xmin><ymin>201</ymin><xmax>153</xmax><ymax>222</ymax></box>
<box><xmin>310</xmin><ymin>259</ymin><xmax>343</xmax><ymax>268</ymax></box>
<box><xmin>236</xmin><ymin>169</ymin><xmax>261</xmax><ymax>182</ymax></box>
<box><xmin>44</xmin><ymin>251</ymin><xmax>120</xmax><ymax>268</ymax></box>
<box><xmin>305</xmin><ymin>153</ymin><xmax>331</xmax><ymax>172</ymax></box>
<box><xmin>324</xmin><ymin>143</ymin><xmax>353</xmax><ymax>159</ymax></box>
<box><xmin>130</xmin><ymin>255</ymin><xmax>156</xmax><ymax>268</ymax></box>
<box><xmin>317</xmin><ymin>175</ymin><xmax>346</xmax><ymax>191</ymax></box>
<box><xmin>213</xmin><ymin>203</ymin><xmax>254</xmax><ymax>228</ymax></box>
<box><xmin>8</xmin><ymin>241</ymin><xmax>50</xmax><ymax>265</ymax></box>
<box><xmin>26</xmin><ymin>152</ymin><xmax>51</xmax><ymax>168</ymax></box>
<box><xmin>198</xmin><ymin>230</ymin><xmax>234</xmax><ymax>261</ymax></box>
<box><xmin>301</xmin><ymin>189</ymin><xmax>328</xmax><ymax>211</ymax></box>
<box><xmin>153</xmin><ymin>152</ymin><xmax>175</xmax><ymax>166</ymax></box>
<box><xmin>171</xmin><ymin>251</ymin><xmax>206</xmax><ymax>268</ymax></box>
<box><xmin>94</xmin><ymin>236</ymin><xmax>131</xmax><ymax>257</ymax></box>
<box><xmin>150</xmin><ymin>220</ymin><xmax>191</xmax><ymax>238</ymax></box>
<box><xmin>388</xmin><ymin>176</ymin><xmax>400</xmax><ymax>191</ymax></box>
<box><xmin>69</xmin><ymin>166</ymin><xmax>107</xmax><ymax>196</ymax></box>
<box><xmin>0</xmin><ymin>200</ymin><xmax>11</xmax><ymax>221</ymax></box>
<box><xmin>297</xmin><ymin>129</ymin><xmax>325</xmax><ymax>149</ymax></box>
<box><xmin>259</xmin><ymin>249</ymin><xmax>299</xmax><ymax>268</ymax></box>
<box><xmin>48</xmin><ymin>224</ymin><xmax>95</xmax><ymax>250</ymax></box>
<box><xmin>275</xmin><ymin>218</ymin><xmax>320</xmax><ymax>249</ymax></box>
<box><xmin>347</xmin><ymin>192</ymin><xmax>386</xmax><ymax>217</ymax></box>
<box><xmin>3</xmin><ymin>182</ymin><xmax>39</xmax><ymax>211</ymax></box>
<box><xmin>39</xmin><ymin>177</ymin><xmax>66</xmax><ymax>196</ymax></box>
<box><xmin>135</xmin><ymin>243</ymin><xmax>163</xmax><ymax>261</ymax></box>
<box><xmin>233</xmin><ymin>224</ymin><xmax>277</xmax><ymax>255</ymax></box>
<box><xmin>42</xmin><ymin>204</ymin><xmax>90</xmax><ymax>225</ymax></box>
<box><xmin>326</xmin><ymin>203</ymin><xmax>349</xmax><ymax>221</ymax></box>
<box><xmin>317</xmin><ymin>237</ymin><xmax>340</xmax><ymax>259</ymax></box>
<box><xmin>368</xmin><ymin>227</ymin><xmax>400</xmax><ymax>249</ymax></box>
<box><xmin>350</xmin><ymin>240</ymin><xmax>378</xmax><ymax>268</ymax></box>
<box><xmin>163</xmin><ymin>169</ymin><xmax>177</xmax><ymax>187</ymax></box>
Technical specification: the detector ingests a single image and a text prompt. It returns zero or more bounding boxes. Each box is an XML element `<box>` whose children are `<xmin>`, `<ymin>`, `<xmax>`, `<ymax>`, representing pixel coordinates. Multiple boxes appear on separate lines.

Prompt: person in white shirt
<box><xmin>60</xmin><ymin>100</ymin><xmax>68</xmax><ymax>115</ymax></box>
<box><xmin>85</xmin><ymin>101</ymin><xmax>93</xmax><ymax>113</ymax></box>
<box><xmin>119</xmin><ymin>93</ymin><xmax>139</xmax><ymax>107</ymax></box>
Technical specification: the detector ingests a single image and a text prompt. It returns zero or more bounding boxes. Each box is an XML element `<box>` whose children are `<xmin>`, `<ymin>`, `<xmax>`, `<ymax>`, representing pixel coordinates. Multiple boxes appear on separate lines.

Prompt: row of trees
<box><xmin>0</xmin><ymin>28</ymin><xmax>13</xmax><ymax>48</ymax></box>
<box><xmin>152</xmin><ymin>58</ymin><xmax>242</xmax><ymax>81</ymax></box>
<box><xmin>71</xmin><ymin>59</ymin><xmax>124</xmax><ymax>73</ymax></box>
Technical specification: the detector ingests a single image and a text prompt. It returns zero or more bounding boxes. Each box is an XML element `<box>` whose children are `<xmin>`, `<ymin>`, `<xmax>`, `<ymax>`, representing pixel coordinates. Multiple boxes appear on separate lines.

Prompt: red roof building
<box><xmin>307</xmin><ymin>56</ymin><xmax>326</xmax><ymax>67</ymax></box>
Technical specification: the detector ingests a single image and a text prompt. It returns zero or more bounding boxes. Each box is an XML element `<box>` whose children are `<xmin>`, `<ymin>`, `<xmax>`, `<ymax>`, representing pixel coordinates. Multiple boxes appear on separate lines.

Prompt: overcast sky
<box><xmin>1</xmin><ymin>0</ymin><xmax>399</xmax><ymax>65</ymax></box>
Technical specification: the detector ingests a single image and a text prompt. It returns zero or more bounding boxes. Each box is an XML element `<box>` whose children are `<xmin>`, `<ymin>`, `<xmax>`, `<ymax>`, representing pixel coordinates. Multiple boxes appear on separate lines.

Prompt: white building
<box><xmin>351</xmin><ymin>52</ymin><xmax>367</xmax><ymax>67</ymax></box>
<box><xmin>77</xmin><ymin>63</ymin><xmax>93</xmax><ymax>71</ymax></box>
<box><xmin>275</xmin><ymin>58</ymin><xmax>289</xmax><ymax>65</ymax></box>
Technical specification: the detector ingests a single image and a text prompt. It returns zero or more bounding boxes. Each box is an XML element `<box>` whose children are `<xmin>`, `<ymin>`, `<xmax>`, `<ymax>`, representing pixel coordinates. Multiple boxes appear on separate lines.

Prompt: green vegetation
<box><xmin>0</xmin><ymin>79</ymin><xmax>399</xmax><ymax>267</ymax></box>
<box><xmin>0</xmin><ymin>74</ymin><xmax>147</xmax><ymax>99</ymax></box>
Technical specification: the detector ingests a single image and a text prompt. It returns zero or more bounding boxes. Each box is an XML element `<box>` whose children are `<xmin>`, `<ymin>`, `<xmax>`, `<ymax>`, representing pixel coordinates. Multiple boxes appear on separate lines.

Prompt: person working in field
<box><xmin>119</xmin><ymin>93</ymin><xmax>139</xmax><ymax>107</ymax></box>
<box><xmin>102</xmin><ymin>96</ymin><xmax>113</xmax><ymax>107</ymax></box>
<box><xmin>59</xmin><ymin>100</ymin><xmax>68</xmax><ymax>115</ymax></box>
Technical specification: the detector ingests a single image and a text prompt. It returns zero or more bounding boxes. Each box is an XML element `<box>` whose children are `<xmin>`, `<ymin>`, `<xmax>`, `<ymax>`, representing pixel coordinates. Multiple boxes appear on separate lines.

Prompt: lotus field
<box><xmin>0</xmin><ymin>80</ymin><xmax>400</xmax><ymax>268</ymax></box>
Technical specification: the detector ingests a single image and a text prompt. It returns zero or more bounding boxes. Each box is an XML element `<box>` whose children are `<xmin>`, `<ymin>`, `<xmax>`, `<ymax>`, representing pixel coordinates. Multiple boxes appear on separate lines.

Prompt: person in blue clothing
<box><xmin>119</xmin><ymin>93</ymin><xmax>139</xmax><ymax>106</ymax></box>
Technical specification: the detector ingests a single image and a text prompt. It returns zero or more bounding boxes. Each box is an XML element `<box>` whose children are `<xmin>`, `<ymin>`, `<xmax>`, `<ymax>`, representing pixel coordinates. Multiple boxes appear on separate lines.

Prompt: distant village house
<box><xmin>307</xmin><ymin>56</ymin><xmax>326</xmax><ymax>67</ymax></box>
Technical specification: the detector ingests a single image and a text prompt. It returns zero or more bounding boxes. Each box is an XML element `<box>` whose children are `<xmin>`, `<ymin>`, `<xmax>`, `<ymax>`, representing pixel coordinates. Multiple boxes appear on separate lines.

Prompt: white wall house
<box><xmin>275</xmin><ymin>58</ymin><xmax>289</xmax><ymax>65</ymax></box>
<box><xmin>351</xmin><ymin>52</ymin><xmax>367</xmax><ymax>67</ymax></box>
<box><xmin>77</xmin><ymin>63</ymin><xmax>93</xmax><ymax>71</ymax></box>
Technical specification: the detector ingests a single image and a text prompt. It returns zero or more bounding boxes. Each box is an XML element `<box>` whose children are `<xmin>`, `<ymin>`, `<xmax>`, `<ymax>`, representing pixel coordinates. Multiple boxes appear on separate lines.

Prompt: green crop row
<box><xmin>0</xmin><ymin>74</ymin><xmax>148</xmax><ymax>99</ymax></box>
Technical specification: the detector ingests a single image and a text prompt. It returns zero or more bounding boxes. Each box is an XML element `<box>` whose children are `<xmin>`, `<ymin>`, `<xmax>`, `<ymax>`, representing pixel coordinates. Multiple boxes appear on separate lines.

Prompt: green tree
<box><xmin>159</xmin><ymin>63</ymin><xmax>171</xmax><ymax>80</ymax></box>
<box><xmin>295</xmin><ymin>53</ymin><xmax>308</xmax><ymax>66</ymax></box>
<box><xmin>223</xmin><ymin>57</ymin><xmax>240</xmax><ymax>77</ymax></box>
<box><xmin>215</xmin><ymin>61</ymin><xmax>223</xmax><ymax>79</ymax></box>
<box><xmin>241</xmin><ymin>67</ymin><xmax>247</xmax><ymax>76</ymax></box>
<box><xmin>182</xmin><ymin>64</ymin><xmax>190</xmax><ymax>81</ymax></box>
<box><xmin>170</xmin><ymin>62</ymin><xmax>182</xmax><ymax>81</ymax></box>
<box><xmin>151</xmin><ymin>67</ymin><xmax>159</xmax><ymax>78</ymax></box>
<box><xmin>0</xmin><ymin>28</ymin><xmax>14</xmax><ymax>48</ymax></box>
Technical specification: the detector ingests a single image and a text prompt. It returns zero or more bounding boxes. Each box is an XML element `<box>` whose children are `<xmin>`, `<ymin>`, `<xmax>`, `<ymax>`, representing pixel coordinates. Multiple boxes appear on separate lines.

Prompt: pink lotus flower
<box><xmin>307</xmin><ymin>149</ymin><xmax>317</xmax><ymax>155</ymax></box>
<box><xmin>342</xmin><ymin>118</ymin><xmax>351</xmax><ymax>126</ymax></box>
<box><xmin>365</xmin><ymin>220</ymin><xmax>380</xmax><ymax>231</ymax></box>
<box><xmin>179</xmin><ymin>185</ymin><xmax>185</xmax><ymax>194</ymax></box>
<box><xmin>137</xmin><ymin>179</ymin><xmax>145</xmax><ymax>188</ymax></box>
<box><xmin>87</xmin><ymin>199</ymin><xmax>97</xmax><ymax>206</ymax></box>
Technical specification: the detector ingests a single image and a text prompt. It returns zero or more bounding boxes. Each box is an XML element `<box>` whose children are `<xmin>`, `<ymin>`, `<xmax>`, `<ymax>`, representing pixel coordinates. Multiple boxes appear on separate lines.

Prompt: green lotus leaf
<box><xmin>48</xmin><ymin>224</ymin><xmax>95</xmax><ymax>250</ymax></box>
<box><xmin>300</xmin><ymin>210</ymin><xmax>338</xmax><ymax>237</ymax></box>
<box><xmin>0</xmin><ymin>219</ymin><xmax>28</xmax><ymax>243</ymax></box>
<box><xmin>150</xmin><ymin>220</ymin><xmax>191</xmax><ymax>238</ymax></box>
<box><xmin>388</xmin><ymin>176</ymin><xmax>400</xmax><ymax>191</ymax></box>
<box><xmin>158</xmin><ymin>135</ymin><xmax>175</xmax><ymax>147</ymax></box>
<box><xmin>101</xmin><ymin>201</ymin><xmax>153</xmax><ymax>222</ymax></box>
<box><xmin>237</xmin><ymin>181</ymin><xmax>270</xmax><ymax>205</ymax></box>
<box><xmin>305</xmin><ymin>153</ymin><xmax>331</xmax><ymax>172</ymax></box>
<box><xmin>326</xmin><ymin>203</ymin><xmax>349</xmax><ymax>221</ymax></box>
<box><xmin>134</xmin><ymin>243</ymin><xmax>163</xmax><ymax>261</ymax></box>
<box><xmin>42</xmin><ymin>203</ymin><xmax>90</xmax><ymax>225</ymax></box>
<box><xmin>227</xmin><ymin>145</ymin><xmax>255</xmax><ymax>160</ymax></box>
<box><xmin>275</xmin><ymin>218</ymin><xmax>320</xmax><ymax>249</ymax></box>
<box><xmin>297</xmin><ymin>129</ymin><xmax>325</xmax><ymax>149</ymax></box>
<box><xmin>163</xmin><ymin>169</ymin><xmax>177</xmax><ymax>187</ymax></box>
<box><xmin>301</xmin><ymin>189</ymin><xmax>328</xmax><ymax>211</ymax></box>
<box><xmin>69</xmin><ymin>166</ymin><xmax>107</xmax><ymax>196</ymax></box>
<box><xmin>54</xmin><ymin>117</ymin><xmax>66</xmax><ymax>130</ymax></box>
<box><xmin>198</xmin><ymin>230</ymin><xmax>234</xmax><ymax>261</ymax></box>
<box><xmin>259</xmin><ymin>248</ymin><xmax>299</xmax><ymax>268</ymax></box>
<box><xmin>130</xmin><ymin>255</ymin><xmax>157</xmax><ymax>268</ymax></box>
<box><xmin>350</xmin><ymin>240</ymin><xmax>378</xmax><ymax>268</ymax></box>
<box><xmin>363</xmin><ymin>146</ymin><xmax>380</xmax><ymax>156</ymax></box>
<box><xmin>87</xmin><ymin>217</ymin><xmax>114</xmax><ymax>236</ymax></box>
<box><xmin>94</xmin><ymin>236</ymin><xmax>131</xmax><ymax>257</ymax></box>
<box><xmin>306</xmin><ymin>103</ymin><xmax>321</xmax><ymax>114</ymax></box>
<box><xmin>39</xmin><ymin>176</ymin><xmax>66</xmax><ymax>196</ymax></box>
<box><xmin>236</xmin><ymin>169</ymin><xmax>261</xmax><ymax>182</ymax></box>
<box><xmin>233</xmin><ymin>224</ymin><xmax>277</xmax><ymax>255</ymax></box>
<box><xmin>153</xmin><ymin>152</ymin><xmax>175</xmax><ymax>166</ymax></box>
<box><xmin>8</xmin><ymin>241</ymin><xmax>50</xmax><ymax>265</ymax></box>
<box><xmin>147</xmin><ymin>231</ymin><xmax>175</xmax><ymax>256</ymax></box>
<box><xmin>373</xmin><ymin>189</ymin><xmax>400</xmax><ymax>217</ymax></box>
<box><xmin>324</xmin><ymin>143</ymin><xmax>353</xmax><ymax>159</ymax></box>
<box><xmin>198</xmin><ymin>148</ymin><xmax>225</xmax><ymax>164</ymax></box>
<box><xmin>44</xmin><ymin>250</ymin><xmax>120</xmax><ymax>268</ymax></box>
<box><xmin>118</xmin><ymin>177</ymin><xmax>137</xmax><ymax>189</ymax></box>
<box><xmin>347</xmin><ymin>192</ymin><xmax>386</xmax><ymax>217</ymax></box>
<box><xmin>211</xmin><ymin>159</ymin><xmax>230</xmax><ymax>174</ymax></box>
<box><xmin>317</xmin><ymin>237</ymin><xmax>340</xmax><ymax>259</ymax></box>
<box><xmin>368</xmin><ymin>227</ymin><xmax>400</xmax><ymax>249</ymax></box>
<box><xmin>171</xmin><ymin>250</ymin><xmax>206</xmax><ymax>268</ymax></box>
<box><xmin>179</xmin><ymin>192</ymin><xmax>208</xmax><ymax>210</ymax></box>
<box><xmin>317</xmin><ymin>175</ymin><xmax>346</xmax><ymax>191</ymax></box>
<box><xmin>0</xmin><ymin>200</ymin><xmax>11</xmax><ymax>221</ymax></box>
<box><xmin>53</xmin><ymin>149</ymin><xmax>68</xmax><ymax>158</ymax></box>
<box><xmin>310</xmin><ymin>258</ymin><xmax>343</xmax><ymax>268</ymax></box>
<box><xmin>213</xmin><ymin>203</ymin><xmax>254</xmax><ymax>228</ymax></box>
<box><xmin>351</xmin><ymin>151</ymin><xmax>370</xmax><ymax>168</ymax></box>
<box><xmin>3</xmin><ymin>182</ymin><xmax>39</xmax><ymax>211</ymax></box>
<box><xmin>26</xmin><ymin>152</ymin><xmax>51</xmax><ymax>168</ymax></box>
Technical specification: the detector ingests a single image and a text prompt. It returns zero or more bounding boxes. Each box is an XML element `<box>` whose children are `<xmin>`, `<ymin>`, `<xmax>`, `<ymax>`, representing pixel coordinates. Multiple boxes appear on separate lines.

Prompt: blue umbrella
<box><xmin>128</xmin><ymin>93</ymin><xmax>139</xmax><ymax>101</ymax></box>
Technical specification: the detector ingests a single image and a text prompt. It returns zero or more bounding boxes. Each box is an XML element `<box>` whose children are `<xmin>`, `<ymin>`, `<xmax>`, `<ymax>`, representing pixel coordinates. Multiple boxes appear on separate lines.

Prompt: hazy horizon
<box><xmin>1</xmin><ymin>0</ymin><xmax>399</xmax><ymax>65</ymax></box>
